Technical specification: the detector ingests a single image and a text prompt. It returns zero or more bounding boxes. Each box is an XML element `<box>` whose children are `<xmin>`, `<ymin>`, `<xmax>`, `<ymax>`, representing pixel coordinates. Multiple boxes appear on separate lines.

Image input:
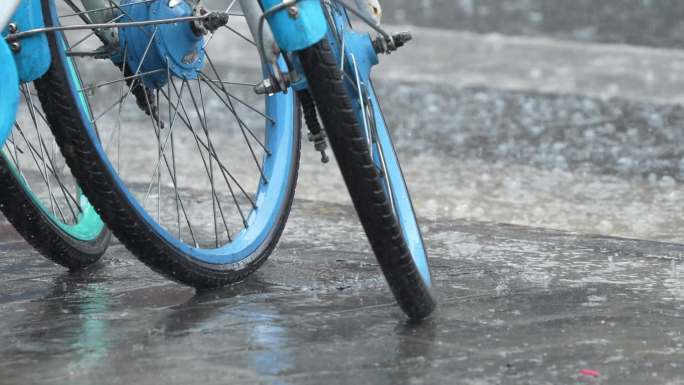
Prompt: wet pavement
<box><xmin>5</xmin><ymin>1</ymin><xmax>684</xmax><ymax>384</ymax></box>
<box><xmin>386</xmin><ymin>0</ymin><xmax>684</xmax><ymax>48</ymax></box>
<box><xmin>3</xmin><ymin>200</ymin><xmax>684</xmax><ymax>384</ymax></box>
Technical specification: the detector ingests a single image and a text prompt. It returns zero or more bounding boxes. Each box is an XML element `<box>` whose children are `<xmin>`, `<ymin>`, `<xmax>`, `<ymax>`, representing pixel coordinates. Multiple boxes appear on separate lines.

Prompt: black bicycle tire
<box><xmin>0</xmin><ymin>153</ymin><xmax>111</xmax><ymax>269</ymax></box>
<box><xmin>35</xmin><ymin>0</ymin><xmax>302</xmax><ymax>288</ymax></box>
<box><xmin>298</xmin><ymin>39</ymin><xmax>436</xmax><ymax>319</ymax></box>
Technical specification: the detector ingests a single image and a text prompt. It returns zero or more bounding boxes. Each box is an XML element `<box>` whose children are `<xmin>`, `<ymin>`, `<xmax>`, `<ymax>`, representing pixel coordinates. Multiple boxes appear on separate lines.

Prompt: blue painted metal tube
<box><xmin>260</xmin><ymin>0</ymin><xmax>328</xmax><ymax>52</ymax></box>
<box><xmin>1</xmin><ymin>0</ymin><xmax>51</xmax><ymax>83</ymax></box>
<box><xmin>0</xmin><ymin>38</ymin><xmax>19</xmax><ymax>146</ymax></box>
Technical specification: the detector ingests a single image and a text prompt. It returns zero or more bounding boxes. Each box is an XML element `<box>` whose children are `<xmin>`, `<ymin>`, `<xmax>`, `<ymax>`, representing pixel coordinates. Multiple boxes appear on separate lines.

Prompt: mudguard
<box><xmin>0</xmin><ymin>38</ymin><xmax>19</xmax><ymax>146</ymax></box>
<box><xmin>260</xmin><ymin>0</ymin><xmax>328</xmax><ymax>52</ymax></box>
<box><xmin>2</xmin><ymin>0</ymin><xmax>50</xmax><ymax>83</ymax></box>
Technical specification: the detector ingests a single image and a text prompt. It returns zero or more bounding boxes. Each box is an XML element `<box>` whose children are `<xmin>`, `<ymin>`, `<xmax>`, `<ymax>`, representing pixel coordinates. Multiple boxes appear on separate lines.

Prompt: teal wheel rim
<box><xmin>0</xmin><ymin>150</ymin><xmax>106</xmax><ymax>242</ymax></box>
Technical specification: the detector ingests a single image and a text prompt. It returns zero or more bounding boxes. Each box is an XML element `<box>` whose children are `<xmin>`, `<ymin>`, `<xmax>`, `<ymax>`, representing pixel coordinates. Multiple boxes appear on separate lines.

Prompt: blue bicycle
<box><xmin>4</xmin><ymin>0</ymin><xmax>435</xmax><ymax>319</ymax></box>
<box><xmin>0</xmin><ymin>2</ymin><xmax>110</xmax><ymax>269</ymax></box>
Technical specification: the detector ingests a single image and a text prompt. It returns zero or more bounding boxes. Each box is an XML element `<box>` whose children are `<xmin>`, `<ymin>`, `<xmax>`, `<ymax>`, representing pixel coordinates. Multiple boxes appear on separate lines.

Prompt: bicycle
<box><xmin>0</xmin><ymin>1</ymin><xmax>110</xmax><ymax>269</ymax></box>
<box><xmin>4</xmin><ymin>0</ymin><xmax>435</xmax><ymax>319</ymax></box>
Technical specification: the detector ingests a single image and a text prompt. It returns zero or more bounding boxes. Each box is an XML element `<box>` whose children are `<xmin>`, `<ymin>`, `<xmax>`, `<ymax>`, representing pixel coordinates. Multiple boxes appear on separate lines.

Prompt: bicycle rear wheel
<box><xmin>297</xmin><ymin>9</ymin><xmax>436</xmax><ymax>319</ymax></box>
<box><xmin>0</xmin><ymin>81</ymin><xmax>110</xmax><ymax>269</ymax></box>
<box><xmin>37</xmin><ymin>0</ymin><xmax>300</xmax><ymax>287</ymax></box>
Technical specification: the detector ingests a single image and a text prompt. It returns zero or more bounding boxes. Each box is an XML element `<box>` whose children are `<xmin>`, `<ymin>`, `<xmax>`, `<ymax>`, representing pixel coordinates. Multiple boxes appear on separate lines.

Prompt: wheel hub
<box><xmin>118</xmin><ymin>0</ymin><xmax>206</xmax><ymax>88</ymax></box>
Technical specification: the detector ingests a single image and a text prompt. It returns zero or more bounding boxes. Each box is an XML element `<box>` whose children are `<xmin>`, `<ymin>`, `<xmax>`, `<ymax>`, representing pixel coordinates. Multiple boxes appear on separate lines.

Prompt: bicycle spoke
<box><xmin>55</xmin><ymin>0</ymin><xmax>289</xmax><ymax>249</ymax></box>
<box><xmin>187</xmin><ymin>79</ymin><xmax>232</xmax><ymax>243</ymax></box>
<box><xmin>194</xmin><ymin>79</ymin><xmax>219</xmax><ymax>245</ymax></box>
<box><xmin>137</xmin><ymin>85</ymin><xmax>164</xmax><ymax>223</ymax></box>
<box><xmin>60</xmin><ymin>0</ymin><xmax>155</xmax><ymax>18</ymax></box>
<box><xmin>14</xmin><ymin>124</ymin><xmax>68</xmax><ymax>223</ymax></box>
<box><xmin>139</xmin><ymin>85</ymin><xmax>199</xmax><ymax>246</ymax></box>
<box><xmin>168</xmin><ymin>75</ymin><xmax>183</xmax><ymax>239</ymax></box>
<box><xmin>168</xmin><ymin>79</ymin><xmax>236</xmax><ymax>236</ymax></box>
<box><xmin>198</xmin><ymin>72</ymin><xmax>268</xmax><ymax>186</ymax></box>
<box><xmin>26</xmin><ymin>99</ymin><xmax>83</xmax><ymax>218</ymax></box>
<box><xmin>62</xmin><ymin>0</ymin><xmax>92</xmax><ymax>24</ymax></box>
<box><xmin>351</xmin><ymin>55</ymin><xmax>397</xmax><ymax>215</ymax></box>
<box><xmin>204</xmin><ymin>52</ymin><xmax>274</xmax><ymax>122</ymax></box>
<box><xmin>10</xmin><ymin>124</ymin><xmax>81</xmax><ymax>215</ymax></box>
<box><xmin>11</xmin><ymin>124</ymin><xmax>25</xmax><ymax>180</ymax></box>
<box><xmin>164</xmin><ymin>81</ymin><xmax>254</xmax><ymax>224</ymax></box>
<box><xmin>201</xmin><ymin>62</ymin><xmax>274</xmax><ymax>122</ymax></box>
<box><xmin>114</xmin><ymin>42</ymin><xmax>130</xmax><ymax>169</ymax></box>
<box><xmin>139</xmin><ymin>77</ymin><xmax>233</xmax><ymax>243</ymax></box>
<box><xmin>3</xmin><ymin>139</ymin><xmax>21</xmax><ymax>167</ymax></box>
<box><xmin>91</xmin><ymin>92</ymin><xmax>130</xmax><ymax>124</ymax></box>
<box><xmin>224</xmin><ymin>0</ymin><xmax>239</xmax><ymax>13</ymax></box>
<box><xmin>24</xmin><ymin>95</ymin><xmax>82</xmax><ymax>219</ymax></box>
<box><xmin>222</xmin><ymin>25</ymin><xmax>256</xmax><ymax>46</ymax></box>
<box><xmin>10</xmin><ymin>131</ymin><xmax>22</xmax><ymax>170</ymax></box>
<box><xmin>106</xmin><ymin>0</ymin><xmax>140</xmax><ymax>24</ymax></box>
<box><xmin>202</xmin><ymin>78</ymin><xmax>257</xmax><ymax>88</ymax></box>
<box><xmin>154</xmin><ymin>89</ymin><xmax>162</xmax><ymax>223</ymax></box>
<box><xmin>66</xmin><ymin>14</ymin><xmax>125</xmax><ymax>51</ymax></box>
<box><xmin>141</xmin><ymin>79</ymin><xmax>184</xmax><ymax>205</ymax></box>
<box><xmin>21</xmin><ymin>85</ymin><xmax>57</xmax><ymax>217</ymax></box>
<box><xmin>200</xmin><ymin>73</ymin><xmax>271</xmax><ymax>155</ymax></box>
<box><xmin>96</xmin><ymin>30</ymin><xmax>157</xmax><ymax>150</ymax></box>
<box><xmin>80</xmin><ymin>69</ymin><xmax>165</xmax><ymax>93</ymax></box>
<box><xmin>350</xmin><ymin>55</ymin><xmax>372</xmax><ymax>160</ymax></box>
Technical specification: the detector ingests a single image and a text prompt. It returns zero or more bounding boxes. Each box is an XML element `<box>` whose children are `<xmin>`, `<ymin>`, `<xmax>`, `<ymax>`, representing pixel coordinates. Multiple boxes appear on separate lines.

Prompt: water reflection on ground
<box><xmin>2</xmin><ymin>199</ymin><xmax>684</xmax><ymax>384</ymax></box>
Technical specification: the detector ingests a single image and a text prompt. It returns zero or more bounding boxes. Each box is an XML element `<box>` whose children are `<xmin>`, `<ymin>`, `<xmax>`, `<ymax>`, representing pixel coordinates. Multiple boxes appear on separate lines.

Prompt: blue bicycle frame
<box><xmin>0</xmin><ymin>0</ymin><xmax>51</xmax><ymax>146</ymax></box>
<box><xmin>0</xmin><ymin>39</ymin><xmax>18</xmax><ymax>147</ymax></box>
<box><xmin>258</xmin><ymin>0</ymin><xmax>380</xmax><ymax>91</ymax></box>
<box><xmin>0</xmin><ymin>1</ymin><xmax>20</xmax><ymax>146</ymax></box>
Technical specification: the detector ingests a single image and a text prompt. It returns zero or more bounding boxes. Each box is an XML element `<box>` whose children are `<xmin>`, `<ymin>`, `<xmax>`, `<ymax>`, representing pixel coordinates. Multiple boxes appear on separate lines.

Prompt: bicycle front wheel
<box><xmin>298</xmin><ymin>32</ymin><xmax>436</xmax><ymax>318</ymax></box>
<box><xmin>38</xmin><ymin>0</ymin><xmax>300</xmax><ymax>287</ymax></box>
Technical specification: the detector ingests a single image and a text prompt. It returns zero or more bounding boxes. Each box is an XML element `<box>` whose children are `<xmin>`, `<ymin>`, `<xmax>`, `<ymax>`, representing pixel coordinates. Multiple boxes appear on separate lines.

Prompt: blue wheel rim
<box><xmin>364</xmin><ymin>84</ymin><xmax>433</xmax><ymax>288</ymax></box>
<box><xmin>326</xmin><ymin>5</ymin><xmax>433</xmax><ymax>287</ymax></box>
<box><xmin>49</xmin><ymin>0</ymin><xmax>297</xmax><ymax>265</ymax></box>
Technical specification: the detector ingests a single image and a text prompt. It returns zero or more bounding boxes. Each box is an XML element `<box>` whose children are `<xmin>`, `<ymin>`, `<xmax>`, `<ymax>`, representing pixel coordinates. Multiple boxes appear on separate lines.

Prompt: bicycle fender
<box><xmin>260</xmin><ymin>0</ymin><xmax>327</xmax><ymax>52</ymax></box>
<box><xmin>2</xmin><ymin>0</ymin><xmax>50</xmax><ymax>83</ymax></box>
<box><xmin>0</xmin><ymin>39</ymin><xmax>19</xmax><ymax>146</ymax></box>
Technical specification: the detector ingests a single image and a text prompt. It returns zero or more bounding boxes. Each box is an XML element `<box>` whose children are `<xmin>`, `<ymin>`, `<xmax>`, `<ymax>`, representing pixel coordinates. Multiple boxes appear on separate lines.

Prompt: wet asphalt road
<box><xmin>5</xmin><ymin>2</ymin><xmax>684</xmax><ymax>384</ymax></box>
<box><xmin>4</xmin><ymin>201</ymin><xmax>684</xmax><ymax>384</ymax></box>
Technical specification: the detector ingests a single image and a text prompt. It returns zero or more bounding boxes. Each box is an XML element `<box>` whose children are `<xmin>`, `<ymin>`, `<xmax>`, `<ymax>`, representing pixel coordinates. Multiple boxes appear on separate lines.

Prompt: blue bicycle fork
<box><xmin>249</xmin><ymin>0</ymin><xmax>405</xmax><ymax>95</ymax></box>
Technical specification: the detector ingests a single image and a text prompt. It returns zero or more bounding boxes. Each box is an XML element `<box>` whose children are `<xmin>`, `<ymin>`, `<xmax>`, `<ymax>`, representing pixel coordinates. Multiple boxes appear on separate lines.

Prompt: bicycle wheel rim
<box><xmin>0</xmin><ymin>151</ymin><xmax>105</xmax><ymax>241</ymax></box>
<box><xmin>326</xmin><ymin>6</ymin><xmax>433</xmax><ymax>287</ymax></box>
<box><xmin>48</xmin><ymin>0</ymin><xmax>297</xmax><ymax>265</ymax></box>
<box><xmin>364</xmin><ymin>83</ymin><xmax>432</xmax><ymax>288</ymax></box>
<box><xmin>2</xmin><ymin>70</ymin><xmax>105</xmax><ymax>242</ymax></box>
